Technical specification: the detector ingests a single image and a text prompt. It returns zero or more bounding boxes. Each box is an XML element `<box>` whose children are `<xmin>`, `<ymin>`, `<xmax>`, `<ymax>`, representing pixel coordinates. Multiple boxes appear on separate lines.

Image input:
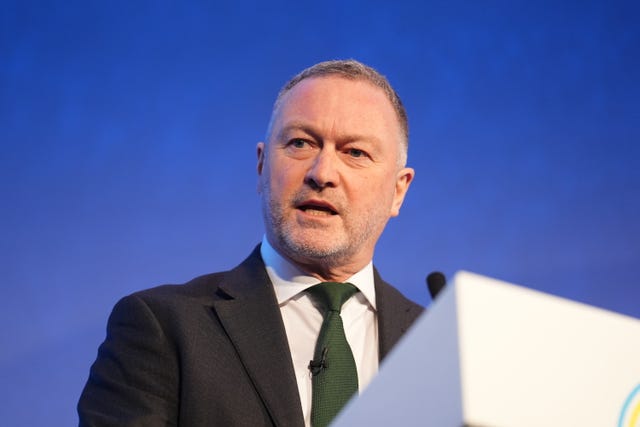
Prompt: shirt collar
<box><xmin>260</xmin><ymin>236</ymin><xmax>377</xmax><ymax>310</ymax></box>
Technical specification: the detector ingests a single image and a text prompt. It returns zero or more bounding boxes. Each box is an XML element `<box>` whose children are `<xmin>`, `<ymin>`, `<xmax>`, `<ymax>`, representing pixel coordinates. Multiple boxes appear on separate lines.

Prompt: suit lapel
<box><xmin>212</xmin><ymin>247</ymin><xmax>304</xmax><ymax>427</ymax></box>
<box><xmin>208</xmin><ymin>249</ymin><xmax>421</xmax><ymax>425</ymax></box>
<box><xmin>374</xmin><ymin>268</ymin><xmax>425</xmax><ymax>361</ymax></box>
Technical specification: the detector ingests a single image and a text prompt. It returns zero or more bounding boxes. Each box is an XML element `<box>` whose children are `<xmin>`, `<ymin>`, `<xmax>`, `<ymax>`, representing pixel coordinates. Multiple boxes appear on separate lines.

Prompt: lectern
<box><xmin>334</xmin><ymin>271</ymin><xmax>640</xmax><ymax>427</ymax></box>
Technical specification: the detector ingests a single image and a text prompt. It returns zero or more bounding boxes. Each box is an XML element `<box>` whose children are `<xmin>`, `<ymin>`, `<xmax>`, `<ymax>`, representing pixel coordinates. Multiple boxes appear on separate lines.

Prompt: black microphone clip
<box><xmin>308</xmin><ymin>347</ymin><xmax>328</xmax><ymax>376</ymax></box>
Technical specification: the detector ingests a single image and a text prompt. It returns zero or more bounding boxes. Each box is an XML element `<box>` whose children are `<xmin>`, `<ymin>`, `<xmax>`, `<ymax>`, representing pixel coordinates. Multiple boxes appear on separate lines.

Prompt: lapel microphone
<box><xmin>308</xmin><ymin>346</ymin><xmax>329</xmax><ymax>376</ymax></box>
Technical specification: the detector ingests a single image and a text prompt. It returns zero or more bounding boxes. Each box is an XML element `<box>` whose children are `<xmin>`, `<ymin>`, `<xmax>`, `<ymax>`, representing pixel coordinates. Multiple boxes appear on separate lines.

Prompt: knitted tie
<box><xmin>307</xmin><ymin>282</ymin><xmax>359</xmax><ymax>427</ymax></box>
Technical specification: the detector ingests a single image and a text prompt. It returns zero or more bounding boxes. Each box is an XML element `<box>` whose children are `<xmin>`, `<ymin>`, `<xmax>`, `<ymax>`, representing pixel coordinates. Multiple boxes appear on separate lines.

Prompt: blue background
<box><xmin>1</xmin><ymin>1</ymin><xmax>638</xmax><ymax>425</ymax></box>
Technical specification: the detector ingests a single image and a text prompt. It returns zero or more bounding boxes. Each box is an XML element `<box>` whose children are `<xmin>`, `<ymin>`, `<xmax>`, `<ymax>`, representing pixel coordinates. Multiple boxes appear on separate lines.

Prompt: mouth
<box><xmin>296</xmin><ymin>200</ymin><xmax>338</xmax><ymax>217</ymax></box>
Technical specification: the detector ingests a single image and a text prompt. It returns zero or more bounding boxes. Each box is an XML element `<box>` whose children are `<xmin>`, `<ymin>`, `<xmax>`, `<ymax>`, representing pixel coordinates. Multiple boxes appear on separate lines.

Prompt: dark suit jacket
<box><xmin>78</xmin><ymin>246</ymin><xmax>424</xmax><ymax>426</ymax></box>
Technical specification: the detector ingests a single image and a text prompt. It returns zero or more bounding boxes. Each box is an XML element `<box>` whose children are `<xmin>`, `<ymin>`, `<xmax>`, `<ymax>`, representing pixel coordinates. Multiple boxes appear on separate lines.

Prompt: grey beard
<box><xmin>278</xmin><ymin>228</ymin><xmax>348</xmax><ymax>265</ymax></box>
<box><xmin>261</xmin><ymin>194</ymin><xmax>353</xmax><ymax>267</ymax></box>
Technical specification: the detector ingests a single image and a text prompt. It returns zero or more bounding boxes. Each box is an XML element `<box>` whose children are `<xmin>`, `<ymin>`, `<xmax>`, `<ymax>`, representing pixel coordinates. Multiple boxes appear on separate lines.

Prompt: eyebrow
<box><xmin>276</xmin><ymin>121</ymin><xmax>382</xmax><ymax>146</ymax></box>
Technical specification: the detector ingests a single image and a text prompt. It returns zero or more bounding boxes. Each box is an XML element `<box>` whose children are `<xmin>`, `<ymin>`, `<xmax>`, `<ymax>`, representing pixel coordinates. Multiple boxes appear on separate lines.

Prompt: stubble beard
<box><xmin>260</xmin><ymin>187</ymin><xmax>382</xmax><ymax>269</ymax></box>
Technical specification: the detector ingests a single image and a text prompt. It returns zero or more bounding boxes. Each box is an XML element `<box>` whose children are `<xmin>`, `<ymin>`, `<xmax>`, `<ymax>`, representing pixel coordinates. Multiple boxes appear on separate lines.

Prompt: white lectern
<box><xmin>334</xmin><ymin>271</ymin><xmax>640</xmax><ymax>427</ymax></box>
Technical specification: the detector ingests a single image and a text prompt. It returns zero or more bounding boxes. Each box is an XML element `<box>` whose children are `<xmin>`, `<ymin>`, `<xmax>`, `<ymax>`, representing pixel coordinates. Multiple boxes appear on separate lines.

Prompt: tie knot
<box><xmin>307</xmin><ymin>282</ymin><xmax>358</xmax><ymax>313</ymax></box>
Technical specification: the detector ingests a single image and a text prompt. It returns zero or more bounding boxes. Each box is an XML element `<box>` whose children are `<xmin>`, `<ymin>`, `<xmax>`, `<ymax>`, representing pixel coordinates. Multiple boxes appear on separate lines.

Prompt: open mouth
<box><xmin>297</xmin><ymin>202</ymin><xmax>338</xmax><ymax>216</ymax></box>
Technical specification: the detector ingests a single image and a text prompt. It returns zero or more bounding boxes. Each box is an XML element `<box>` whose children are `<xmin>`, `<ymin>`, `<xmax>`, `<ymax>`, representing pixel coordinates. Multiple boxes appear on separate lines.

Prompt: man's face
<box><xmin>257</xmin><ymin>76</ymin><xmax>414</xmax><ymax>275</ymax></box>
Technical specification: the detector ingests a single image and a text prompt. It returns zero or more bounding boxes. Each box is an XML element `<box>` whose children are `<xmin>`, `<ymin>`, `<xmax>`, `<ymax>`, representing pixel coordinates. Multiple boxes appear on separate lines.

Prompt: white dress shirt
<box><xmin>260</xmin><ymin>237</ymin><xmax>379</xmax><ymax>427</ymax></box>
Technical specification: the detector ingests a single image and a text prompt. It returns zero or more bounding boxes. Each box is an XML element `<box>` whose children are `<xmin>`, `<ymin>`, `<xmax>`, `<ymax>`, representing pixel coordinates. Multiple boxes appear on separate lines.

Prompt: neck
<box><xmin>262</xmin><ymin>237</ymin><xmax>372</xmax><ymax>282</ymax></box>
<box><xmin>292</xmin><ymin>260</ymin><xmax>365</xmax><ymax>283</ymax></box>
<box><xmin>283</xmin><ymin>246</ymin><xmax>375</xmax><ymax>282</ymax></box>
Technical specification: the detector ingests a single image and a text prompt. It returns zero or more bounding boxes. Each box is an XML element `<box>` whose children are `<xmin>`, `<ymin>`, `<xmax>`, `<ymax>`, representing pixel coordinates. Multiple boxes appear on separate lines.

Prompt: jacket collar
<box><xmin>212</xmin><ymin>245</ymin><xmax>305</xmax><ymax>427</ymax></box>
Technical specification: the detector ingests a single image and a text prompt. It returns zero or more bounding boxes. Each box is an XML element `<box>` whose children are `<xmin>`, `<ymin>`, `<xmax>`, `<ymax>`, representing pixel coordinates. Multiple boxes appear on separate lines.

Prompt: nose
<box><xmin>304</xmin><ymin>148</ymin><xmax>340</xmax><ymax>190</ymax></box>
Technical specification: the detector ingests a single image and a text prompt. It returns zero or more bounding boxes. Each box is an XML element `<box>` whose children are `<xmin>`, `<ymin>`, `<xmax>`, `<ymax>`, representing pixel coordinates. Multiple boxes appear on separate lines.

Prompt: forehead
<box><xmin>272</xmin><ymin>76</ymin><xmax>402</xmax><ymax>141</ymax></box>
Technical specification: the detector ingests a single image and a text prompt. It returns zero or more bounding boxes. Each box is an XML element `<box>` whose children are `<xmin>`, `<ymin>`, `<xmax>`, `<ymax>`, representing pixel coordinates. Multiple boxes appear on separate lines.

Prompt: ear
<box><xmin>257</xmin><ymin>142</ymin><xmax>265</xmax><ymax>175</ymax></box>
<box><xmin>390</xmin><ymin>167</ymin><xmax>414</xmax><ymax>217</ymax></box>
<box><xmin>256</xmin><ymin>142</ymin><xmax>266</xmax><ymax>194</ymax></box>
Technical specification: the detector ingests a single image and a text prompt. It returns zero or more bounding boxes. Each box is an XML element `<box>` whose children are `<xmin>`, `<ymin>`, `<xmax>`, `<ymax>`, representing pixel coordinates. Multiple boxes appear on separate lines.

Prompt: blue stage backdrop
<box><xmin>1</xmin><ymin>1</ymin><xmax>638</xmax><ymax>425</ymax></box>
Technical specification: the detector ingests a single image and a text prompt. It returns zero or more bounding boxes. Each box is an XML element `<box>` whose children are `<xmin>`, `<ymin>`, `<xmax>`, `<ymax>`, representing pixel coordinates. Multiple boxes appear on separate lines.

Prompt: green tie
<box><xmin>307</xmin><ymin>282</ymin><xmax>359</xmax><ymax>427</ymax></box>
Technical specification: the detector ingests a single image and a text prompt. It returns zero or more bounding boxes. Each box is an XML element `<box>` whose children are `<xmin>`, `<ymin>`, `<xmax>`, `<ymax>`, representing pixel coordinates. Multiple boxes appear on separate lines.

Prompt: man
<box><xmin>78</xmin><ymin>59</ymin><xmax>423</xmax><ymax>427</ymax></box>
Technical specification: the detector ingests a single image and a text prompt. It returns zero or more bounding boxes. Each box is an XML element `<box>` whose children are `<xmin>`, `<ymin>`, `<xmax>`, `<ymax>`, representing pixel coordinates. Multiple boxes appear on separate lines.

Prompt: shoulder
<box><xmin>123</xmin><ymin>246</ymin><xmax>269</xmax><ymax>304</ymax></box>
<box><xmin>376</xmin><ymin>280</ymin><xmax>424</xmax><ymax>330</ymax></box>
<box><xmin>373</xmin><ymin>268</ymin><xmax>424</xmax><ymax>318</ymax></box>
<box><xmin>127</xmin><ymin>270</ymin><xmax>227</xmax><ymax>306</ymax></box>
<box><xmin>112</xmin><ymin>245</ymin><xmax>269</xmax><ymax>318</ymax></box>
<box><xmin>372</xmin><ymin>268</ymin><xmax>425</xmax><ymax>359</ymax></box>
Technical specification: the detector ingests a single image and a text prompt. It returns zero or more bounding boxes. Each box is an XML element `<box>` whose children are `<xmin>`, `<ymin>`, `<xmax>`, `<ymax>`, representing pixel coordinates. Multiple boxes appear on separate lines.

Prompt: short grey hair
<box><xmin>266</xmin><ymin>59</ymin><xmax>409</xmax><ymax>166</ymax></box>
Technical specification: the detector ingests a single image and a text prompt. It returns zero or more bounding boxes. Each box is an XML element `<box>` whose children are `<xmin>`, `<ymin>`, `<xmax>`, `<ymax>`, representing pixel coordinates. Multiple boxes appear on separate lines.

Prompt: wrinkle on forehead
<box><xmin>274</xmin><ymin>121</ymin><xmax>384</xmax><ymax>147</ymax></box>
<box><xmin>270</xmin><ymin>77</ymin><xmax>401</xmax><ymax>138</ymax></box>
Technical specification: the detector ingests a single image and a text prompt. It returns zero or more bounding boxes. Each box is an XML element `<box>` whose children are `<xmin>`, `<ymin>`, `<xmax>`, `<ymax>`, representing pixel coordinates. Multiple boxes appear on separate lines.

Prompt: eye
<box><xmin>347</xmin><ymin>148</ymin><xmax>367</xmax><ymax>158</ymax></box>
<box><xmin>288</xmin><ymin>138</ymin><xmax>309</xmax><ymax>149</ymax></box>
<box><xmin>283</xmin><ymin>138</ymin><xmax>316</xmax><ymax>158</ymax></box>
